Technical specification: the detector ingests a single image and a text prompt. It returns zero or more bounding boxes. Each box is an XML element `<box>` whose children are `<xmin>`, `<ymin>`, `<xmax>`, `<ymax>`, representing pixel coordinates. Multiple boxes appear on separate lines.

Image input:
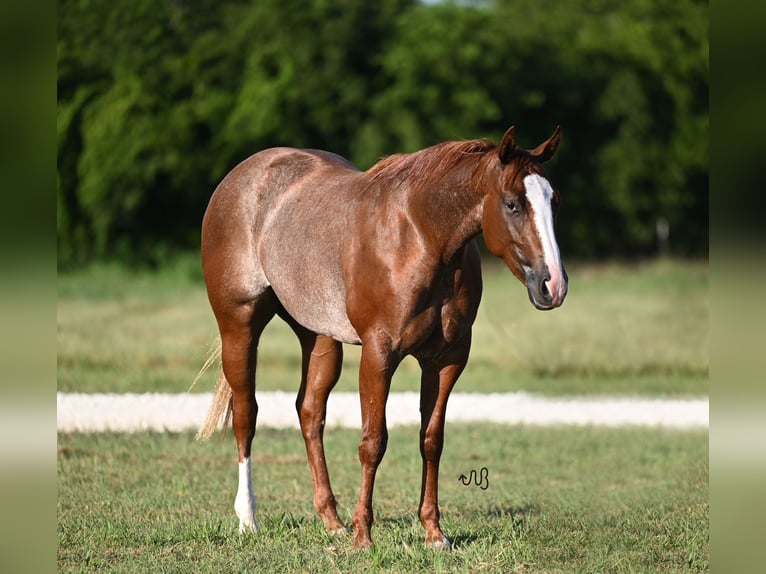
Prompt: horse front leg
<box><xmin>351</xmin><ymin>342</ymin><xmax>397</xmax><ymax>548</ymax></box>
<box><xmin>418</xmin><ymin>339</ymin><xmax>471</xmax><ymax>549</ymax></box>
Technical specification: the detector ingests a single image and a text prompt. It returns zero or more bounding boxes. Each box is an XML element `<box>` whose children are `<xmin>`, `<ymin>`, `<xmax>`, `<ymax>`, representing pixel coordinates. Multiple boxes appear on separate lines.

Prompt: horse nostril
<box><xmin>539</xmin><ymin>274</ymin><xmax>552</xmax><ymax>300</ymax></box>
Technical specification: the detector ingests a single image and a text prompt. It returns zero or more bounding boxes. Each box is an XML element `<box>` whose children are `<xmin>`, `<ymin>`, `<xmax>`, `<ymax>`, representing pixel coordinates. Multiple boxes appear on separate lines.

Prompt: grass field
<box><xmin>57</xmin><ymin>425</ymin><xmax>708</xmax><ymax>573</ymax></box>
<box><xmin>57</xmin><ymin>256</ymin><xmax>708</xmax><ymax>396</ymax></box>
<box><xmin>57</xmin><ymin>257</ymin><xmax>708</xmax><ymax>572</ymax></box>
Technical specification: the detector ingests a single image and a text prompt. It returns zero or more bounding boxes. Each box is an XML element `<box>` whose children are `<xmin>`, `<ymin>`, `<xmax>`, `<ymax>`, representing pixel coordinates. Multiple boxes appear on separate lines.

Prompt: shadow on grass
<box><xmin>448</xmin><ymin>503</ymin><xmax>541</xmax><ymax>550</ymax></box>
<box><xmin>485</xmin><ymin>503</ymin><xmax>540</xmax><ymax>522</ymax></box>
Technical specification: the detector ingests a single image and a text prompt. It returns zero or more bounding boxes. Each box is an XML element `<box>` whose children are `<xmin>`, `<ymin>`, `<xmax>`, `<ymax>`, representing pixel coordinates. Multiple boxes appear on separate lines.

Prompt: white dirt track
<box><xmin>57</xmin><ymin>391</ymin><xmax>708</xmax><ymax>433</ymax></box>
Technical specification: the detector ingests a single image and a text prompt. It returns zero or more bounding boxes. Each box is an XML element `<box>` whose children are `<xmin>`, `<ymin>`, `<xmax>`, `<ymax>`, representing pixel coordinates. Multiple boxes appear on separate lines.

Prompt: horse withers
<box><xmin>197</xmin><ymin>126</ymin><xmax>567</xmax><ymax>549</ymax></box>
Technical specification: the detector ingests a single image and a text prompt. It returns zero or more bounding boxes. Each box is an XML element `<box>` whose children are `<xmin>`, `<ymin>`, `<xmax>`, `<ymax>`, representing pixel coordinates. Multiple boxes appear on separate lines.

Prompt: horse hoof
<box><xmin>238</xmin><ymin>517</ymin><xmax>260</xmax><ymax>534</ymax></box>
<box><xmin>352</xmin><ymin>534</ymin><xmax>373</xmax><ymax>550</ymax></box>
<box><xmin>328</xmin><ymin>526</ymin><xmax>350</xmax><ymax>537</ymax></box>
<box><xmin>427</xmin><ymin>535</ymin><xmax>452</xmax><ymax>551</ymax></box>
<box><xmin>234</xmin><ymin>490</ymin><xmax>258</xmax><ymax>534</ymax></box>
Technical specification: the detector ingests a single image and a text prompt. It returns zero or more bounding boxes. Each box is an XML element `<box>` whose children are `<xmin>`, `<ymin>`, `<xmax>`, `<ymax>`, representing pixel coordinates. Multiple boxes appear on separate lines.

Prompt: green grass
<box><xmin>57</xmin><ymin>256</ymin><xmax>708</xmax><ymax>396</ymax></box>
<box><xmin>57</xmin><ymin>257</ymin><xmax>709</xmax><ymax>571</ymax></box>
<box><xmin>57</xmin><ymin>424</ymin><xmax>708</xmax><ymax>572</ymax></box>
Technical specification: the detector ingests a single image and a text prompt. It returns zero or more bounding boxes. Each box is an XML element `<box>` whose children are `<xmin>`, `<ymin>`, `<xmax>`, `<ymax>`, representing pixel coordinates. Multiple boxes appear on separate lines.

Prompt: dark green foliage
<box><xmin>57</xmin><ymin>0</ymin><xmax>708</xmax><ymax>266</ymax></box>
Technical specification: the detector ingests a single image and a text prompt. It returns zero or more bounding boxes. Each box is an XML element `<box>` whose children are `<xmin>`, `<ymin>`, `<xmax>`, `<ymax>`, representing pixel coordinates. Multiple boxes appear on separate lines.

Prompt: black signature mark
<box><xmin>458</xmin><ymin>467</ymin><xmax>489</xmax><ymax>490</ymax></box>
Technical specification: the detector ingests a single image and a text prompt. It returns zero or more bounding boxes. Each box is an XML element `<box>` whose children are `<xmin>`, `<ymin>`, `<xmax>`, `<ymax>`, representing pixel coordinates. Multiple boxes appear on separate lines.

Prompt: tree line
<box><xmin>57</xmin><ymin>0</ymin><xmax>708</xmax><ymax>267</ymax></box>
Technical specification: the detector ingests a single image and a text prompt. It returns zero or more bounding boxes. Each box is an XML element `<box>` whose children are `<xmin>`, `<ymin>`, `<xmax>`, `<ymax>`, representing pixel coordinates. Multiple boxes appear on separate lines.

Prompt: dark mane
<box><xmin>366</xmin><ymin>139</ymin><xmax>495</xmax><ymax>189</ymax></box>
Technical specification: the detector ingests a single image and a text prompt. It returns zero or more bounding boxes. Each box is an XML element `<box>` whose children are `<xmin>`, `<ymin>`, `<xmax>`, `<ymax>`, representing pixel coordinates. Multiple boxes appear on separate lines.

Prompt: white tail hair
<box><xmin>190</xmin><ymin>338</ymin><xmax>233</xmax><ymax>441</ymax></box>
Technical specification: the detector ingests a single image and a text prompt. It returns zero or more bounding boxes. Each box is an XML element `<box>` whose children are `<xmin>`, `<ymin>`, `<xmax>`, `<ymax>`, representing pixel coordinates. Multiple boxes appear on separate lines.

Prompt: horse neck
<box><xmin>407</xmin><ymin>152</ymin><xmax>492</xmax><ymax>261</ymax></box>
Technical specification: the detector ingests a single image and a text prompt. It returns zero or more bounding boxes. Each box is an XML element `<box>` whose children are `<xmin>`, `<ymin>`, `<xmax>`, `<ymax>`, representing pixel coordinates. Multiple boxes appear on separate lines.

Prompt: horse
<box><xmin>196</xmin><ymin>125</ymin><xmax>567</xmax><ymax>549</ymax></box>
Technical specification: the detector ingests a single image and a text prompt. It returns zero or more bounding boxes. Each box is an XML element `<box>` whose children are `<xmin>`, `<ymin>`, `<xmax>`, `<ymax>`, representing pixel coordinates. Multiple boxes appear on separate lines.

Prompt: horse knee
<box><xmin>301</xmin><ymin>421</ymin><xmax>323</xmax><ymax>443</ymax></box>
<box><xmin>297</xmin><ymin>400</ymin><xmax>323</xmax><ymax>440</ymax></box>
<box><xmin>421</xmin><ymin>431</ymin><xmax>444</xmax><ymax>462</ymax></box>
<box><xmin>358</xmin><ymin>430</ymin><xmax>388</xmax><ymax>467</ymax></box>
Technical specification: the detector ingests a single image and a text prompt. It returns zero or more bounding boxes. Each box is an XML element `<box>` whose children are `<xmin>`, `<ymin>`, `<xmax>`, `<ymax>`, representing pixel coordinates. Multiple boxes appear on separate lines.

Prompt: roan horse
<box><xmin>196</xmin><ymin>126</ymin><xmax>567</xmax><ymax>549</ymax></box>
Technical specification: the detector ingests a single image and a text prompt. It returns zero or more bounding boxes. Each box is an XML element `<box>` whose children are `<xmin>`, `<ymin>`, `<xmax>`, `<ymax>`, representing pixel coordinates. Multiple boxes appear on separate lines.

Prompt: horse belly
<box><xmin>252</xmin><ymin>151</ymin><xmax>362</xmax><ymax>344</ymax></box>
<box><xmin>260</xmin><ymin>247</ymin><xmax>361</xmax><ymax>345</ymax></box>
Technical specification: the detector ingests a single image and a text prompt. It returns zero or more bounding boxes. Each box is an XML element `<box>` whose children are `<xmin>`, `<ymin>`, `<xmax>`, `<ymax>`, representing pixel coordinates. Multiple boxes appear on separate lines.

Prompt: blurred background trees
<box><xmin>57</xmin><ymin>0</ymin><xmax>707</xmax><ymax>267</ymax></box>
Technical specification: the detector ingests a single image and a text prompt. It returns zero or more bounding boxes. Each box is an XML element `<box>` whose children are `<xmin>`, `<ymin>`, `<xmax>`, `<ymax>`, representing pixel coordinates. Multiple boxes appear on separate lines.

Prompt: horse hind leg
<box><xmin>214</xmin><ymin>291</ymin><xmax>278</xmax><ymax>533</ymax></box>
<box><xmin>289</xmin><ymin>320</ymin><xmax>347</xmax><ymax>534</ymax></box>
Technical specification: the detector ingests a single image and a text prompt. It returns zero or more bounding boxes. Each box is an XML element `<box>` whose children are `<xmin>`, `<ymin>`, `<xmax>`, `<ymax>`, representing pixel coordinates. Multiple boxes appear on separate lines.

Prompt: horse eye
<box><xmin>504</xmin><ymin>200</ymin><xmax>518</xmax><ymax>213</ymax></box>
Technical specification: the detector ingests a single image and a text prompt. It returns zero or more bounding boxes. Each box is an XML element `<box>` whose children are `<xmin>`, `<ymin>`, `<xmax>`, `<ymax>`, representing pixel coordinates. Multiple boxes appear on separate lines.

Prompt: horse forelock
<box><xmin>365</xmin><ymin>139</ymin><xmax>496</xmax><ymax>191</ymax></box>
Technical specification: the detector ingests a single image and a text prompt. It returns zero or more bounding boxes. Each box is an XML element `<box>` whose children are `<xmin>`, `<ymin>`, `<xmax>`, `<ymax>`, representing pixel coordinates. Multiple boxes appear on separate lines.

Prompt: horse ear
<box><xmin>531</xmin><ymin>125</ymin><xmax>561</xmax><ymax>163</ymax></box>
<box><xmin>498</xmin><ymin>126</ymin><xmax>518</xmax><ymax>164</ymax></box>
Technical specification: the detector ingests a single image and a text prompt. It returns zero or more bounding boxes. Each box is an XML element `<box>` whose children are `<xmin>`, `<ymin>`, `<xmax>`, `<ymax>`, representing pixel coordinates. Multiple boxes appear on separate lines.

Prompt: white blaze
<box><xmin>523</xmin><ymin>174</ymin><xmax>566</xmax><ymax>304</ymax></box>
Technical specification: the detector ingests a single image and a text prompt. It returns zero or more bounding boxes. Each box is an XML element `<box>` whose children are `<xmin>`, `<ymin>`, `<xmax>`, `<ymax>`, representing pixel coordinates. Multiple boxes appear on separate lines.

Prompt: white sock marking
<box><xmin>235</xmin><ymin>457</ymin><xmax>259</xmax><ymax>533</ymax></box>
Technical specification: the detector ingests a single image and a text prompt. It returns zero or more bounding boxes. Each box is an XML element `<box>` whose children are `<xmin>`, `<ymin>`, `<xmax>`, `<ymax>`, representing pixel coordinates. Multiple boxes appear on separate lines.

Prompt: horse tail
<box><xmin>196</xmin><ymin>368</ymin><xmax>233</xmax><ymax>441</ymax></box>
<box><xmin>191</xmin><ymin>338</ymin><xmax>233</xmax><ymax>441</ymax></box>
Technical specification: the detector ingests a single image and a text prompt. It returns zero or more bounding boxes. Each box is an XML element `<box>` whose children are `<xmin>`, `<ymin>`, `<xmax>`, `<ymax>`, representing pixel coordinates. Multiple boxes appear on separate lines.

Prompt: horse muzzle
<box><xmin>524</xmin><ymin>265</ymin><xmax>568</xmax><ymax>310</ymax></box>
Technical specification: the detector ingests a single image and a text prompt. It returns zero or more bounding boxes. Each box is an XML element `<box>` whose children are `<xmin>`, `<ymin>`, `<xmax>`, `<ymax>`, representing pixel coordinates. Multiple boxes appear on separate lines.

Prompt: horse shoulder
<box><xmin>439</xmin><ymin>241</ymin><xmax>483</xmax><ymax>345</ymax></box>
<box><xmin>344</xmin><ymin>236</ymin><xmax>481</xmax><ymax>354</ymax></box>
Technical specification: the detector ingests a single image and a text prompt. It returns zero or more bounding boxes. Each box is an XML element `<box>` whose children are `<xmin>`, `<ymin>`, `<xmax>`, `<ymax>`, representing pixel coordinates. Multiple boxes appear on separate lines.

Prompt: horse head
<box><xmin>481</xmin><ymin>126</ymin><xmax>568</xmax><ymax>310</ymax></box>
